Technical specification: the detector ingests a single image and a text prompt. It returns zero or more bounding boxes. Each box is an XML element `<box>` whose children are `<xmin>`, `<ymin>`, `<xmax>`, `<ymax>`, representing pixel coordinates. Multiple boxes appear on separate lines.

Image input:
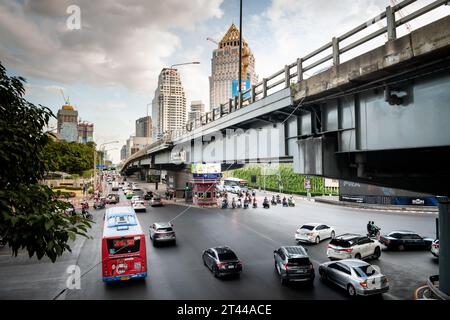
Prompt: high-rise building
<box><xmin>57</xmin><ymin>104</ymin><xmax>78</xmax><ymax>142</ymax></box>
<box><xmin>135</xmin><ymin>116</ymin><xmax>153</xmax><ymax>138</ymax></box>
<box><xmin>120</xmin><ymin>144</ymin><xmax>127</xmax><ymax>161</ymax></box>
<box><xmin>209</xmin><ymin>23</ymin><xmax>258</xmax><ymax>111</ymax></box>
<box><xmin>77</xmin><ymin>121</ymin><xmax>94</xmax><ymax>143</ymax></box>
<box><xmin>152</xmin><ymin>68</ymin><xmax>187</xmax><ymax>140</ymax></box>
<box><xmin>188</xmin><ymin>100</ymin><xmax>205</xmax><ymax>123</ymax></box>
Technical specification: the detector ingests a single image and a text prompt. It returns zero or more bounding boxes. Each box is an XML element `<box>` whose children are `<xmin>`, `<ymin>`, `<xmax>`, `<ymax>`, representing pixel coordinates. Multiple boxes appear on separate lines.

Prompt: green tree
<box><xmin>0</xmin><ymin>61</ymin><xmax>92</xmax><ymax>262</ymax></box>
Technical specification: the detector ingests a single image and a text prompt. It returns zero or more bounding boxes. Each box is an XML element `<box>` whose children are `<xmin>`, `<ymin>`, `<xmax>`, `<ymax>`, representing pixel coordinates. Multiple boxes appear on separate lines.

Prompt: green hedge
<box><xmin>224</xmin><ymin>164</ymin><xmax>339</xmax><ymax>196</ymax></box>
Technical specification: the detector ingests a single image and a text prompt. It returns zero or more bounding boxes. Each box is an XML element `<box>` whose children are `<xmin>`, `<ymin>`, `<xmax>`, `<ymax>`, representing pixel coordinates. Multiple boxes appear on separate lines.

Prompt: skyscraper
<box><xmin>135</xmin><ymin>116</ymin><xmax>153</xmax><ymax>138</ymax></box>
<box><xmin>209</xmin><ymin>23</ymin><xmax>257</xmax><ymax>111</ymax></box>
<box><xmin>152</xmin><ymin>68</ymin><xmax>187</xmax><ymax>140</ymax></box>
<box><xmin>188</xmin><ymin>100</ymin><xmax>205</xmax><ymax>123</ymax></box>
<box><xmin>57</xmin><ymin>104</ymin><xmax>78</xmax><ymax>142</ymax></box>
<box><xmin>77</xmin><ymin>121</ymin><xmax>94</xmax><ymax>143</ymax></box>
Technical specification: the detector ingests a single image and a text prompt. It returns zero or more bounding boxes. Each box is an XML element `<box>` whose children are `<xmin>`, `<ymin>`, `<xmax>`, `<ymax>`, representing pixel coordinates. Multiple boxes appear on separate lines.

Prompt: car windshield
<box><xmin>330</xmin><ymin>238</ymin><xmax>353</xmax><ymax>248</ymax></box>
<box><xmin>288</xmin><ymin>257</ymin><xmax>310</xmax><ymax>266</ymax></box>
<box><xmin>353</xmin><ymin>265</ymin><xmax>379</xmax><ymax>277</ymax></box>
<box><xmin>157</xmin><ymin>227</ymin><xmax>173</xmax><ymax>232</ymax></box>
<box><xmin>218</xmin><ymin>251</ymin><xmax>237</xmax><ymax>261</ymax></box>
<box><xmin>300</xmin><ymin>225</ymin><xmax>315</xmax><ymax>230</ymax></box>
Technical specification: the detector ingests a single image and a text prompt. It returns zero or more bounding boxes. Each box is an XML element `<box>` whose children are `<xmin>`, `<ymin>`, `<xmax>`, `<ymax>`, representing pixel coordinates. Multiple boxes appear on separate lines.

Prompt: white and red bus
<box><xmin>102</xmin><ymin>206</ymin><xmax>147</xmax><ymax>282</ymax></box>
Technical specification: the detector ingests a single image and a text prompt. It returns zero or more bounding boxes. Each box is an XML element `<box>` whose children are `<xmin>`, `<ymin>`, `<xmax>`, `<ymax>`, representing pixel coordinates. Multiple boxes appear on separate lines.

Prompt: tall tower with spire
<box><xmin>209</xmin><ymin>23</ymin><xmax>257</xmax><ymax>112</ymax></box>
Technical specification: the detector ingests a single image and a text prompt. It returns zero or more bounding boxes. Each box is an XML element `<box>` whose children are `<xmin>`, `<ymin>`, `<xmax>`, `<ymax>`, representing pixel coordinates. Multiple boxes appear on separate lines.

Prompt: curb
<box><xmin>312</xmin><ymin>198</ymin><xmax>438</xmax><ymax>214</ymax></box>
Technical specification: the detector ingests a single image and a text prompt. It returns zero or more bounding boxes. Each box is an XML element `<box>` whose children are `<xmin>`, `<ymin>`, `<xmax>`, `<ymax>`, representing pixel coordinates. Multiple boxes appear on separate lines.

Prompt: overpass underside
<box><xmin>289</xmin><ymin>15</ymin><xmax>450</xmax><ymax>196</ymax></box>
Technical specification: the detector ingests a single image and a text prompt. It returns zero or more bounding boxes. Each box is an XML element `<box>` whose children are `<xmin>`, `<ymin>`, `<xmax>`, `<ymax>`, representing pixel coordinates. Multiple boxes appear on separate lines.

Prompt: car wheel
<box><xmin>398</xmin><ymin>244</ymin><xmax>405</xmax><ymax>251</ymax></box>
<box><xmin>315</xmin><ymin>236</ymin><xmax>320</xmax><ymax>244</ymax></box>
<box><xmin>347</xmin><ymin>284</ymin><xmax>357</xmax><ymax>297</ymax></box>
<box><xmin>355</xmin><ymin>253</ymin><xmax>362</xmax><ymax>260</ymax></box>
<box><xmin>281</xmin><ymin>276</ymin><xmax>288</xmax><ymax>286</ymax></box>
<box><xmin>374</xmin><ymin>247</ymin><xmax>381</xmax><ymax>259</ymax></box>
<box><xmin>152</xmin><ymin>239</ymin><xmax>157</xmax><ymax>247</ymax></box>
<box><xmin>330</xmin><ymin>231</ymin><xmax>335</xmax><ymax>239</ymax></box>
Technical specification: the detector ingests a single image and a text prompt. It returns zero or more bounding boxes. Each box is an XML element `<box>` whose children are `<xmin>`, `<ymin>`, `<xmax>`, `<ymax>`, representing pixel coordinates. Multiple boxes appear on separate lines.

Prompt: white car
<box><xmin>231</xmin><ymin>186</ymin><xmax>241</xmax><ymax>194</ymax></box>
<box><xmin>327</xmin><ymin>234</ymin><xmax>382</xmax><ymax>261</ymax></box>
<box><xmin>132</xmin><ymin>200</ymin><xmax>146</xmax><ymax>212</ymax></box>
<box><xmin>130</xmin><ymin>196</ymin><xmax>141</xmax><ymax>204</ymax></box>
<box><xmin>295</xmin><ymin>223</ymin><xmax>335</xmax><ymax>244</ymax></box>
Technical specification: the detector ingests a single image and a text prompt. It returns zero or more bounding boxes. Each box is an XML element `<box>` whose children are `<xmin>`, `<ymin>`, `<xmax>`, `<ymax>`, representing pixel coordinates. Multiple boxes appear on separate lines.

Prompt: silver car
<box><xmin>319</xmin><ymin>259</ymin><xmax>389</xmax><ymax>297</ymax></box>
<box><xmin>149</xmin><ymin>222</ymin><xmax>176</xmax><ymax>246</ymax></box>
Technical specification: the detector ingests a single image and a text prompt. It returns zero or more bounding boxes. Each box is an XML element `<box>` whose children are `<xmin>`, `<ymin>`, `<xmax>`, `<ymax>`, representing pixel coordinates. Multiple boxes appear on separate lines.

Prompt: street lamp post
<box><xmin>165</xmin><ymin>61</ymin><xmax>200</xmax><ymax>139</ymax></box>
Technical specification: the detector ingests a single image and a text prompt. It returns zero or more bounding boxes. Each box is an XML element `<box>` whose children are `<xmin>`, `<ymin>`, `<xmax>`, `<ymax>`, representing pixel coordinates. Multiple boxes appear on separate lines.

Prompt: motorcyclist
<box><xmin>282</xmin><ymin>196</ymin><xmax>288</xmax><ymax>207</ymax></box>
<box><xmin>271</xmin><ymin>195</ymin><xmax>277</xmax><ymax>205</ymax></box>
<box><xmin>252</xmin><ymin>197</ymin><xmax>257</xmax><ymax>208</ymax></box>
<box><xmin>243</xmin><ymin>197</ymin><xmax>249</xmax><ymax>209</ymax></box>
<box><xmin>232</xmin><ymin>197</ymin><xmax>236</xmax><ymax>209</ymax></box>
<box><xmin>370</xmin><ymin>221</ymin><xmax>380</xmax><ymax>237</ymax></box>
<box><xmin>288</xmin><ymin>196</ymin><xmax>295</xmax><ymax>207</ymax></box>
<box><xmin>252</xmin><ymin>190</ymin><xmax>256</xmax><ymax>197</ymax></box>
<box><xmin>221</xmin><ymin>198</ymin><xmax>228</xmax><ymax>209</ymax></box>
<box><xmin>366</xmin><ymin>221</ymin><xmax>372</xmax><ymax>235</ymax></box>
<box><xmin>237</xmin><ymin>198</ymin><xmax>242</xmax><ymax>208</ymax></box>
<box><xmin>263</xmin><ymin>197</ymin><xmax>270</xmax><ymax>208</ymax></box>
<box><xmin>276</xmin><ymin>195</ymin><xmax>281</xmax><ymax>204</ymax></box>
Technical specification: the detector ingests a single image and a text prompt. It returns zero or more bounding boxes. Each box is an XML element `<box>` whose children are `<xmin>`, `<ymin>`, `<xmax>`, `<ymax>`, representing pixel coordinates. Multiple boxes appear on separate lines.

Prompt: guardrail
<box><xmin>170</xmin><ymin>0</ymin><xmax>448</xmax><ymax>140</ymax></box>
<box><xmin>427</xmin><ymin>275</ymin><xmax>450</xmax><ymax>300</ymax></box>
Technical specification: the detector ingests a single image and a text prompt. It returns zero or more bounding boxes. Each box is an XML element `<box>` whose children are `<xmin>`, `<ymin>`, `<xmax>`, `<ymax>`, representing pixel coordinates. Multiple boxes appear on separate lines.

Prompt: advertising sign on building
<box><xmin>191</xmin><ymin>163</ymin><xmax>221</xmax><ymax>174</ymax></box>
<box><xmin>231</xmin><ymin>79</ymin><xmax>250</xmax><ymax>98</ymax></box>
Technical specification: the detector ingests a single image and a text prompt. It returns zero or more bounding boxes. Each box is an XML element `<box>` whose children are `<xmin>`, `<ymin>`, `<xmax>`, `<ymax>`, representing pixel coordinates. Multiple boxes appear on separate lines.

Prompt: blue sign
<box><xmin>232</xmin><ymin>79</ymin><xmax>250</xmax><ymax>98</ymax></box>
<box><xmin>96</xmin><ymin>164</ymin><xmax>105</xmax><ymax>169</ymax></box>
<box><xmin>193</xmin><ymin>173</ymin><xmax>222</xmax><ymax>179</ymax></box>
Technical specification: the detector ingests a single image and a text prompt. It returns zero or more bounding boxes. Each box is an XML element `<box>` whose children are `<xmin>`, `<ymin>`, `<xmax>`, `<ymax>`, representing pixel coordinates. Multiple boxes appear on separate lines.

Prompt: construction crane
<box><xmin>60</xmin><ymin>88</ymin><xmax>70</xmax><ymax>106</ymax></box>
<box><xmin>206</xmin><ymin>37</ymin><xmax>219</xmax><ymax>46</ymax></box>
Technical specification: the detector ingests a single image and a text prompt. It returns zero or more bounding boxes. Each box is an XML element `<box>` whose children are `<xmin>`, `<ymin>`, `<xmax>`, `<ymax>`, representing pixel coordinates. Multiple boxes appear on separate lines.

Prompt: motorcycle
<box><xmin>252</xmin><ymin>200</ymin><xmax>257</xmax><ymax>208</ymax></box>
<box><xmin>367</xmin><ymin>226</ymin><xmax>381</xmax><ymax>239</ymax></box>
<box><xmin>288</xmin><ymin>197</ymin><xmax>295</xmax><ymax>207</ymax></box>
<box><xmin>282</xmin><ymin>198</ymin><xmax>288</xmax><ymax>207</ymax></box>
<box><xmin>81</xmin><ymin>208</ymin><xmax>93</xmax><ymax>220</ymax></box>
<box><xmin>263</xmin><ymin>199</ymin><xmax>270</xmax><ymax>209</ymax></box>
<box><xmin>231</xmin><ymin>199</ymin><xmax>237</xmax><ymax>209</ymax></box>
<box><xmin>221</xmin><ymin>199</ymin><xmax>229</xmax><ymax>209</ymax></box>
<box><xmin>271</xmin><ymin>196</ymin><xmax>277</xmax><ymax>206</ymax></box>
<box><xmin>276</xmin><ymin>195</ymin><xmax>281</xmax><ymax>204</ymax></box>
<box><xmin>243</xmin><ymin>199</ymin><xmax>249</xmax><ymax>209</ymax></box>
<box><xmin>93</xmin><ymin>201</ymin><xmax>106</xmax><ymax>210</ymax></box>
<box><xmin>237</xmin><ymin>199</ymin><xmax>242</xmax><ymax>208</ymax></box>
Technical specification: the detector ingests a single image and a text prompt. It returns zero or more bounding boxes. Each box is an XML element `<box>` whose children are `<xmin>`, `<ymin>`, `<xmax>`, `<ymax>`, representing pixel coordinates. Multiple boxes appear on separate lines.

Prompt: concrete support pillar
<box><xmin>438</xmin><ymin>197</ymin><xmax>450</xmax><ymax>295</ymax></box>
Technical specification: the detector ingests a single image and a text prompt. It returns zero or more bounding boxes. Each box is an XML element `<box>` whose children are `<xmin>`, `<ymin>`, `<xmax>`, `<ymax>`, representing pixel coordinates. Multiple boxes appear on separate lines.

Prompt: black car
<box><xmin>274</xmin><ymin>246</ymin><xmax>315</xmax><ymax>285</ymax></box>
<box><xmin>202</xmin><ymin>246</ymin><xmax>242</xmax><ymax>278</ymax></box>
<box><xmin>144</xmin><ymin>191</ymin><xmax>153</xmax><ymax>200</ymax></box>
<box><xmin>379</xmin><ymin>230</ymin><xmax>434</xmax><ymax>251</ymax></box>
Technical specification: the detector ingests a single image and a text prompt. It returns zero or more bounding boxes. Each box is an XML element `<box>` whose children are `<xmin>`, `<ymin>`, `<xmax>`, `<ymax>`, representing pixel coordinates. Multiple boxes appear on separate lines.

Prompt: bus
<box><xmin>223</xmin><ymin>177</ymin><xmax>248</xmax><ymax>192</ymax></box>
<box><xmin>102</xmin><ymin>206</ymin><xmax>147</xmax><ymax>282</ymax></box>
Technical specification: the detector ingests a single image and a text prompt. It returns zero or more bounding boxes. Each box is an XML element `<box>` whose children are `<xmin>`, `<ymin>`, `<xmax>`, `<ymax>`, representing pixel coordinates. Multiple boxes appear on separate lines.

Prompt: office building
<box><xmin>209</xmin><ymin>23</ymin><xmax>257</xmax><ymax>111</ymax></box>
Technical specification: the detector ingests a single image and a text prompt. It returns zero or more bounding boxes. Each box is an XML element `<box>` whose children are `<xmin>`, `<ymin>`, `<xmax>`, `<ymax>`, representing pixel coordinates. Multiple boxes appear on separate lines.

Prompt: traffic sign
<box><xmin>96</xmin><ymin>164</ymin><xmax>105</xmax><ymax>169</ymax></box>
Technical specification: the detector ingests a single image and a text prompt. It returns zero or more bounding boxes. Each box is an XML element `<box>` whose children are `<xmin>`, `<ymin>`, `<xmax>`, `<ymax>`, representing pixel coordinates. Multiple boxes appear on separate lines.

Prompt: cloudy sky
<box><xmin>1</xmin><ymin>0</ymin><xmax>448</xmax><ymax>163</ymax></box>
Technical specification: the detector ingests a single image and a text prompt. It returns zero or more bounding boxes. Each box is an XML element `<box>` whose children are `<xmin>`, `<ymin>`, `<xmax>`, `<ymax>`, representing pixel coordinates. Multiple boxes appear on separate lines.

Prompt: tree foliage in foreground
<box><xmin>0</xmin><ymin>61</ymin><xmax>92</xmax><ymax>262</ymax></box>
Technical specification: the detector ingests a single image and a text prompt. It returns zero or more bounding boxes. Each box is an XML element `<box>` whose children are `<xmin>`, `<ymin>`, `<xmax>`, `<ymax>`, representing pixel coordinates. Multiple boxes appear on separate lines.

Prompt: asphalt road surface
<box><xmin>0</xmin><ymin>183</ymin><xmax>439</xmax><ymax>300</ymax></box>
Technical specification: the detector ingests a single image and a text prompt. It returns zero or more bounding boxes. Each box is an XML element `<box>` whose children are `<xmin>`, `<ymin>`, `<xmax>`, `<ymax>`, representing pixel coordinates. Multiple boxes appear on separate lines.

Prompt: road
<box><xmin>0</xmin><ymin>181</ymin><xmax>439</xmax><ymax>300</ymax></box>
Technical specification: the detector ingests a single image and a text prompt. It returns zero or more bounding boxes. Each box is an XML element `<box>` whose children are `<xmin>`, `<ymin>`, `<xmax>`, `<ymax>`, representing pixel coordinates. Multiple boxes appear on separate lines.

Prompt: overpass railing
<box><xmin>171</xmin><ymin>0</ymin><xmax>448</xmax><ymax>141</ymax></box>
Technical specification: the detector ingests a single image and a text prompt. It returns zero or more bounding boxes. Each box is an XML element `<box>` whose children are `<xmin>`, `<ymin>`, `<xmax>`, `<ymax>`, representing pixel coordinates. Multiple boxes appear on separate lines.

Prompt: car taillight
<box><xmin>216</xmin><ymin>262</ymin><xmax>225</xmax><ymax>267</ymax></box>
<box><xmin>284</xmin><ymin>263</ymin><xmax>289</xmax><ymax>271</ymax></box>
<box><xmin>359</xmin><ymin>281</ymin><xmax>368</xmax><ymax>288</ymax></box>
<box><xmin>341</xmin><ymin>248</ymin><xmax>353</xmax><ymax>253</ymax></box>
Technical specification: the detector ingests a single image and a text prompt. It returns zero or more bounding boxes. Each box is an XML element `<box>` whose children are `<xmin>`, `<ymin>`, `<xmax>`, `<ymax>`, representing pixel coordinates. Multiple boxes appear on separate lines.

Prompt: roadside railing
<box><xmin>427</xmin><ymin>275</ymin><xmax>450</xmax><ymax>300</ymax></box>
<box><xmin>176</xmin><ymin>0</ymin><xmax>448</xmax><ymax>137</ymax></box>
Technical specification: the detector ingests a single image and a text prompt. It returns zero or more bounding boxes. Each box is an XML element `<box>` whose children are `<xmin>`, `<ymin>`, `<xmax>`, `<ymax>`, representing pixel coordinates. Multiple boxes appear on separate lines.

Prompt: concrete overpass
<box><xmin>121</xmin><ymin>0</ymin><xmax>450</xmax><ymax>297</ymax></box>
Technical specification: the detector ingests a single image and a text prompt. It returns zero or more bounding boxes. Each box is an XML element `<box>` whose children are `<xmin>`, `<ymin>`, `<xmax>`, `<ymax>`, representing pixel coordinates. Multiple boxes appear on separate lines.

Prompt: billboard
<box><xmin>232</xmin><ymin>79</ymin><xmax>250</xmax><ymax>98</ymax></box>
<box><xmin>191</xmin><ymin>163</ymin><xmax>221</xmax><ymax>174</ymax></box>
